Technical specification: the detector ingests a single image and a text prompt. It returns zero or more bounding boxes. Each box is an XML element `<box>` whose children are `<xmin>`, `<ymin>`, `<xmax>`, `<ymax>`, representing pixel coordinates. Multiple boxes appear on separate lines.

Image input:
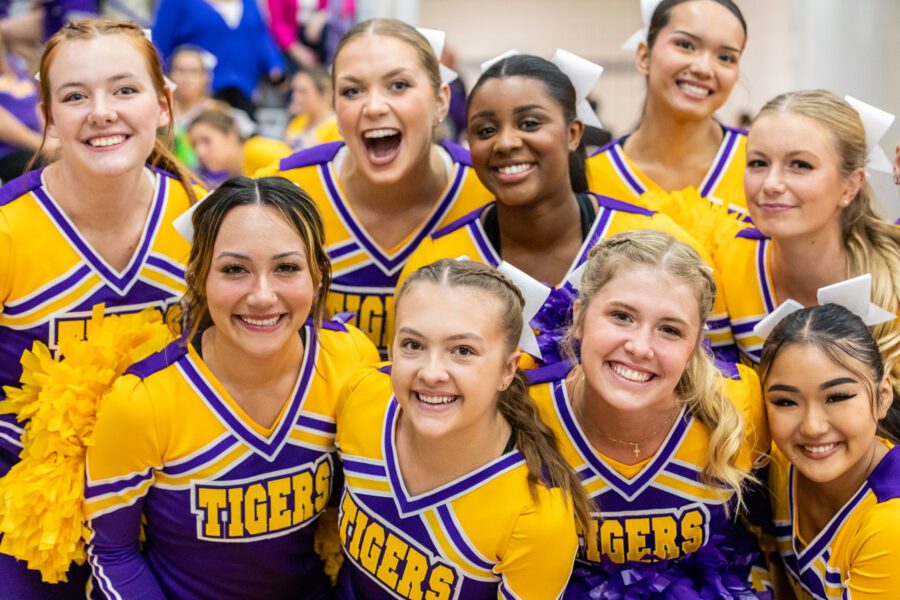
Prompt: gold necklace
<box><xmin>572</xmin><ymin>374</ymin><xmax>679</xmax><ymax>460</ymax></box>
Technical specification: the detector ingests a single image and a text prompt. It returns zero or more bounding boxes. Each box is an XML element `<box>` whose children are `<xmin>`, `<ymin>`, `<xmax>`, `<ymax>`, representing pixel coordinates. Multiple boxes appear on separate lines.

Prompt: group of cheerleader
<box><xmin>0</xmin><ymin>0</ymin><xmax>898</xmax><ymax>598</ymax></box>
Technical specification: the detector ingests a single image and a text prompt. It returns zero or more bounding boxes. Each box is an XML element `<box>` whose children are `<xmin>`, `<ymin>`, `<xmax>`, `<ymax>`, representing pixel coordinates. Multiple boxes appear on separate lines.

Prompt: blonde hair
<box><xmin>333</xmin><ymin>18</ymin><xmax>442</xmax><ymax>96</ymax></box>
<box><xmin>32</xmin><ymin>19</ymin><xmax>199</xmax><ymax>204</ymax></box>
<box><xmin>755</xmin><ymin>90</ymin><xmax>900</xmax><ymax>398</ymax></box>
<box><xmin>564</xmin><ymin>230</ymin><xmax>752</xmax><ymax>510</ymax></box>
<box><xmin>396</xmin><ymin>259</ymin><xmax>593</xmax><ymax>531</ymax></box>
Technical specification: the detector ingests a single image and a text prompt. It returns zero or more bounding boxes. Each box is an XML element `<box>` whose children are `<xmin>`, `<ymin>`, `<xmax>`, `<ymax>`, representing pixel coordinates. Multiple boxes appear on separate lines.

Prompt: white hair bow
<box><xmin>173</xmin><ymin>190</ymin><xmax>212</xmax><ymax>242</ymax></box>
<box><xmin>621</xmin><ymin>0</ymin><xmax>663</xmax><ymax>51</ymax></box>
<box><xmin>479</xmin><ymin>49</ymin><xmax>603</xmax><ymax>129</ymax></box>
<box><xmin>752</xmin><ymin>273</ymin><xmax>896</xmax><ymax>340</ymax></box>
<box><xmin>497</xmin><ymin>261</ymin><xmax>587</xmax><ymax>361</ymax></box>
<box><xmin>416</xmin><ymin>27</ymin><xmax>458</xmax><ymax>84</ymax></box>
<box><xmin>844</xmin><ymin>95</ymin><xmax>895</xmax><ymax>175</ymax></box>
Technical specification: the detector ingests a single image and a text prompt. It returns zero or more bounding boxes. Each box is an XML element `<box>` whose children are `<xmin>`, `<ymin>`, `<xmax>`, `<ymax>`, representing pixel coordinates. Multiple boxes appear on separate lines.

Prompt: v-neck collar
<box><xmin>551</xmin><ymin>379</ymin><xmax>692</xmax><ymax>501</ymax></box>
<box><xmin>320</xmin><ymin>158</ymin><xmax>466</xmax><ymax>276</ymax></box>
<box><xmin>33</xmin><ymin>168</ymin><xmax>167</xmax><ymax>295</ymax></box>
<box><xmin>756</xmin><ymin>238</ymin><xmax>778</xmax><ymax>314</ymax></box>
<box><xmin>610</xmin><ymin>126</ymin><xmax>741</xmax><ymax>198</ymax></box>
<box><xmin>381</xmin><ymin>398</ymin><xmax>525</xmax><ymax>517</ymax></box>
<box><xmin>177</xmin><ymin>324</ymin><xmax>319</xmax><ymax>461</ymax></box>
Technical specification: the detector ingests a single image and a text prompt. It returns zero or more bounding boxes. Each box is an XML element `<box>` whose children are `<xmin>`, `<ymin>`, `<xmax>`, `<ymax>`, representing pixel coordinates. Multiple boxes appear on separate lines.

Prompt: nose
<box><xmin>623</xmin><ymin>326</ymin><xmax>654</xmax><ymax>360</ymax></box>
<box><xmin>362</xmin><ymin>88</ymin><xmax>389</xmax><ymax>118</ymax></box>
<box><xmin>247</xmin><ymin>274</ymin><xmax>278</xmax><ymax>307</ymax></box>
<box><xmin>418</xmin><ymin>351</ymin><xmax>450</xmax><ymax>385</ymax></box>
<box><xmin>762</xmin><ymin>166</ymin><xmax>786</xmax><ymax>195</ymax></box>
<box><xmin>88</xmin><ymin>94</ymin><xmax>117</xmax><ymax>126</ymax></box>
<box><xmin>689</xmin><ymin>50</ymin><xmax>714</xmax><ymax>78</ymax></box>
<box><xmin>495</xmin><ymin>124</ymin><xmax>523</xmax><ymax>153</ymax></box>
<box><xmin>799</xmin><ymin>404</ymin><xmax>830</xmax><ymax>439</ymax></box>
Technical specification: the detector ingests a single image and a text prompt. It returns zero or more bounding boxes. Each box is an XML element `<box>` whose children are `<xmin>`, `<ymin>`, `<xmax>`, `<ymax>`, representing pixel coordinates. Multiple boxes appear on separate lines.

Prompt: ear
<box><xmin>156</xmin><ymin>89</ymin><xmax>172</xmax><ymax>129</ymax></box>
<box><xmin>840</xmin><ymin>166</ymin><xmax>865</xmax><ymax>208</ymax></box>
<box><xmin>500</xmin><ymin>350</ymin><xmax>520</xmax><ymax>391</ymax></box>
<box><xmin>42</xmin><ymin>102</ymin><xmax>59</xmax><ymax>140</ymax></box>
<box><xmin>434</xmin><ymin>81</ymin><xmax>451</xmax><ymax>125</ymax></box>
<box><xmin>875</xmin><ymin>374</ymin><xmax>893</xmax><ymax>420</ymax></box>
<box><xmin>572</xmin><ymin>298</ymin><xmax>583</xmax><ymax>324</ymax></box>
<box><xmin>635</xmin><ymin>41</ymin><xmax>651</xmax><ymax>76</ymax></box>
<box><xmin>568</xmin><ymin>118</ymin><xmax>585</xmax><ymax>152</ymax></box>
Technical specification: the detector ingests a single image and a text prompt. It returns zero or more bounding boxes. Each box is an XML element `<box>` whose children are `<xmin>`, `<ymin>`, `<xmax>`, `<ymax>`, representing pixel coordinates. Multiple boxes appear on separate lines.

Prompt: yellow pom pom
<box><xmin>314</xmin><ymin>508</ymin><xmax>344</xmax><ymax>586</ymax></box>
<box><xmin>0</xmin><ymin>307</ymin><xmax>173</xmax><ymax>582</ymax></box>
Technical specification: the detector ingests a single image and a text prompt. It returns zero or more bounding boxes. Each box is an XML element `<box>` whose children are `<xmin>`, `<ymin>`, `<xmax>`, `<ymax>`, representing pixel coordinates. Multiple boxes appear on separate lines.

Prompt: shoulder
<box><xmin>316</xmin><ymin>320</ymin><xmax>380</xmax><ymax>365</ymax></box>
<box><xmin>277</xmin><ymin>141</ymin><xmax>344</xmax><ymax>172</ymax></box>
<box><xmin>439</xmin><ymin>140</ymin><xmax>473</xmax><ymax>167</ymax></box>
<box><xmin>0</xmin><ymin>168</ymin><xmax>43</xmax><ymax>208</ymax></box>
<box><xmin>868</xmin><ymin>445</ymin><xmax>900</xmax><ymax>503</ymax></box>
<box><xmin>431</xmin><ymin>203</ymin><xmax>489</xmax><ymax>239</ymax></box>
<box><xmin>124</xmin><ymin>339</ymin><xmax>189</xmax><ymax>380</ymax></box>
<box><xmin>336</xmin><ymin>363</ymin><xmax>393</xmax><ymax>425</ymax></box>
<box><xmin>593</xmin><ymin>192</ymin><xmax>655</xmax><ymax>217</ymax></box>
<box><xmin>587</xmin><ymin>136</ymin><xmax>625</xmax><ymax>159</ymax></box>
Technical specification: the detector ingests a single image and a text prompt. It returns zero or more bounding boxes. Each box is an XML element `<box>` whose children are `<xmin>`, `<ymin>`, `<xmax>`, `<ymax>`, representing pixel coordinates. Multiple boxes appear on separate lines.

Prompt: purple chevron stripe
<box><xmin>610</xmin><ymin>145</ymin><xmax>645</xmax><ymax>195</ymax></box>
<box><xmin>296</xmin><ymin>414</ymin><xmax>336</xmax><ymax>434</ymax></box>
<box><xmin>2</xmin><ymin>264</ymin><xmax>92</xmax><ymax>316</ymax></box>
<box><xmin>757</xmin><ymin>240</ymin><xmax>776</xmax><ymax>312</ymax></box>
<box><xmin>160</xmin><ymin>435</ymin><xmax>237</xmax><ymax>476</ymax></box>
<box><xmin>436</xmin><ymin>504</ymin><xmax>495</xmax><ymax>571</ymax></box>
<box><xmin>342</xmin><ymin>458</ymin><xmax>386</xmax><ymax>477</ymax></box>
<box><xmin>84</xmin><ymin>467</ymin><xmax>153</xmax><ymax>499</ymax></box>
<box><xmin>700</xmin><ymin>130</ymin><xmax>738</xmax><ymax>197</ymax></box>
<box><xmin>146</xmin><ymin>254</ymin><xmax>185</xmax><ymax>279</ymax></box>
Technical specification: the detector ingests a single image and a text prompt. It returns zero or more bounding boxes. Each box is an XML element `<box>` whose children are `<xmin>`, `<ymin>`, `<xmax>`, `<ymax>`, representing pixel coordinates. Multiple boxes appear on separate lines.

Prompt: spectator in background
<box><xmin>0</xmin><ymin>29</ymin><xmax>44</xmax><ymax>183</ymax></box>
<box><xmin>152</xmin><ymin>0</ymin><xmax>284</xmax><ymax>121</ymax></box>
<box><xmin>284</xmin><ymin>67</ymin><xmax>340</xmax><ymax>150</ymax></box>
<box><xmin>187</xmin><ymin>108</ymin><xmax>291</xmax><ymax>186</ymax></box>
<box><xmin>0</xmin><ymin>0</ymin><xmax>98</xmax><ymax>66</ymax></box>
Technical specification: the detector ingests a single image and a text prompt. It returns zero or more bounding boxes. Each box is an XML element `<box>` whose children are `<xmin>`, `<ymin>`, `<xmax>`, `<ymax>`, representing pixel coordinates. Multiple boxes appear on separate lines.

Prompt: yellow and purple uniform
<box><xmin>398</xmin><ymin>194</ymin><xmax>736</xmax><ymax>369</ymax></box>
<box><xmin>770</xmin><ymin>441</ymin><xmax>900</xmax><ymax>599</ymax></box>
<box><xmin>335</xmin><ymin>365</ymin><xmax>578</xmax><ymax>599</ymax></box>
<box><xmin>585</xmin><ymin>126</ymin><xmax>749</xmax><ymax>215</ymax></box>
<box><xmin>530</xmin><ymin>363</ymin><xmax>770</xmax><ymax>596</ymax></box>
<box><xmin>258</xmin><ymin>141</ymin><xmax>491</xmax><ymax>355</ymax></box>
<box><xmin>84</xmin><ymin>321</ymin><xmax>378</xmax><ymax>599</ymax></box>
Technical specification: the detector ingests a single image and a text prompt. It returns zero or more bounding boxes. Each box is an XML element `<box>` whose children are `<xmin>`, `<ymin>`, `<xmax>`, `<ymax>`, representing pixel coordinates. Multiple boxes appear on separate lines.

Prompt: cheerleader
<box><xmin>585</xmin><ymin>0</ymin><xmax>749</xmax><ymax>240</ymax></box>
<box><xmin>529</xmin><ymin>230</ymin><xmax>769</xmax><ymax>597</ymax></box>
<box><xmin>257</xmin><ymin>19</ymin><xmax>492</xmax><ymax>355</ymax></box>
<box><xmin>84</xmin><ymin>177</ymin><xmax>379</xmax><ymax>599</ymax></box>
<box><xmin>399</xmin><ymin>53</ymin><xmax>735</xmax><ymax>367</ymax></box>
<box><xmin>285</xmin><ymin>67</ymin><xmax>342</xmax><ymax>151</ymax></box>
<box><xmin>0</xmin><ymin>20</ymin><xmax>200</xmax><ymax>597</ymax></box>
<box><xmin>760</xmin><ymin>303</ymin><xmax>900</xmax><ymax>599</ymax></box>
<box><xmin>335</xmin><ymin>258</ymin><xmax>590</xmax><ymax>599</ymax></box>
<box><xmin>714</xmin><ymin>91</ymin><xmax>900</xmax><ymax>397</ymax></box>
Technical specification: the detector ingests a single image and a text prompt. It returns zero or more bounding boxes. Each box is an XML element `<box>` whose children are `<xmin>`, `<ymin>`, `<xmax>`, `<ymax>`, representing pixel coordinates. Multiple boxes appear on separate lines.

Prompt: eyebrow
<box><xmin>672</xmin><ymin>30</ymin><xmax>741</xmax><ymax>54</ymax></box>
<box><xmin>57</xmin><ymin>72</ymin><xmax>139</xmax><ymax>91</ymax></box>
<box><xmin>337</xmin><ymin>68</ymin><xmax>415</xmax><ymax>84</ymax></box>
<box><xmin>470</xmin><ymin>104</ymin><xmax>549</xmax><ymax>121</ymax></box>
<box><xmin>766</xmin><ymin>383</ymin><xmax>798</xmax><ymax>393</ymax></box>
<box><xmin>396</xmin><ymin>327</ymin><xmax>484</xmax><ymax>343</ymax></box>
<box><xmin>821</xmin><ymin>377</ymin><xmax>857</xmax><ymax>389</ymax></box>
<box><xmin>216</xmin><ymin>251</ymin><xmax>304</xmax><ymax>260</ymax></box>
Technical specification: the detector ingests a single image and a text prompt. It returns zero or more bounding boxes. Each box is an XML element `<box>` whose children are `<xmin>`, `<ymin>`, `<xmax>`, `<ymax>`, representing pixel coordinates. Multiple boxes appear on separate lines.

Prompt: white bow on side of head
<box><xmin>752</xmin><ymin>273</ymin><xmax>896</xmax><ymax>340</ymax></box>
<box><xmin>551</xmin><ymin>49</ymin><xmax>604</xmax><ymax>129</ymax></box>
<box><xmin>416</xmin><ymin>27</ymin><xmax>458</xmax><ymax>84</ymax></box>
<box><xmin>844</xmin><ymin>95</ymin><xmax>895</xmax><ymax>175</ymax></box>
<box><xmin>173</xmin><ymin>191</ymin><xmax>213</xmax><ymax>243</ymax></box>
<box><xmin>621</xmin><ymin>0</ymin><xmax>663</xmax><ymax>51</ymax></box>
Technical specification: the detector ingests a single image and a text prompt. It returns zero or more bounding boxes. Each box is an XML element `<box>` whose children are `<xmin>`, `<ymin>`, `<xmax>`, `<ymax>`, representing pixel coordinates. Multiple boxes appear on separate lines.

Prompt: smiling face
<box><xmin>577</xmin><ymin>264</ymin><xmax>701</xmax><ymax>412</ymax></box>
<box><xmin>205</xmin><ymin>204</ymin><xmax>314</xmax><ymax>362</ymax></box>
<box><xmin>333</xmin><ymin>34</ymin><xmax>450</xmax><ymax>185</ymax></box>
<box><xmin>391</xmin><ymin>282</ymin><xmax>518</xmax><ymax>441</ymax></box>
<box><xmin>745</xmin><ymin>112</ymin><xmax>863</xmax><ymax>241</ymax></box>
<box><xmin>765</xmin><ymin>343</ymin><xmax>891</xmax><ymax>490</ymax></box>
<box><xmin>638</xmin><ymin>0</ymin><xmax>744</xmax><ymax>120</ymax></box>
<box><xmin>45</xmin><ymin>34</ymin><xmax>169</xmax><ymax>178</ymax></box>
<box><xmin>467</xmin><ymin>76</ymin><xmax>582</xmax><ymax>208</ymax></box>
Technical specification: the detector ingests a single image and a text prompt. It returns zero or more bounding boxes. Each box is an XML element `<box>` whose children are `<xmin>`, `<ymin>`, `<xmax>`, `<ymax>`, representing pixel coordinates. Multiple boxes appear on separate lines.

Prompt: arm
<box><xmin>843</xmin><ymin>508</ymin><xmax>900</xmax><ymax>599</ymax></box>
<box><xmin>84</xmin><ymin>377</ymin><xmax>165</xmax><ymax>599</ymax></box>
<box><xmin>494</xmin><ymin>488</ymin><xmax>578</xmax><ymax>599</ymax></box>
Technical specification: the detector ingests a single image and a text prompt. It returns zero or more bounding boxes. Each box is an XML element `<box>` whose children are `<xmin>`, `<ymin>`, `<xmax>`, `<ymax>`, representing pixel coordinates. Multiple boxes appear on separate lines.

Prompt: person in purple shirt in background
<box><xmin>0</xmin><ymin>30</ymin><xmax>44</xmax><ymax>183</ymax></box>
<box><xmin>152</xmin><ymin>0</ymin><xmax>284</xmax><ymax>121</ymax></box>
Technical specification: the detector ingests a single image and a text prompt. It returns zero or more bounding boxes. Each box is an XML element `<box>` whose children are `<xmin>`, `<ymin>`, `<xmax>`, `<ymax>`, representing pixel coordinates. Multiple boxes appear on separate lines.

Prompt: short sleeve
<box><xmin>0</xmin><ymin>209</ymin><xmax>11</xmax><ymax>305</ymax></box>
<box><xmin>494</xmin><ymin>487</ymin><xmax>578</xmax><ymax>599</ymax></box>
<box><xmin>844</xmin><ymin>503</ymin><xmax>900</xmax><ymax>599</ymax></box>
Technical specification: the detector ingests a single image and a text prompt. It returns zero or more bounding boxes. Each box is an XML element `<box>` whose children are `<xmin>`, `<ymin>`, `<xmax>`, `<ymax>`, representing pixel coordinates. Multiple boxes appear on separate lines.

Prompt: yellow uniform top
<box><xmin>770</xmin><ymin>441</ymin><xmax>900</xmax><ymax>599</ymax></box>
<box><xmin>258</xmin><ymin>141</ymin><xmax>492</xmax><ymax>355</ymax></box>
<box><xmin>84</xmin><ymin>321</ymin><xmax>378</xmax><ymax>598</ymax></box>
<box><xmin>0</xmin><ymin>166</ymin><xmax>196</xmax><ymax>463</ymax></box>
<box><xmin>397</xmin><ymin>194</ymin><xmax>736</xmax><ymax>366</ymax></box>
<box><xmin>242</xmin><ymin>135</ymin><xmax>293</xmax><ymax>177</ymax></box>
<box><xmin>530</xmin><ymin>363</ymin><xmax>769</xmax><ymax>595</ymax></box>
<box><xmin>284</xmin><ymin>113</ymin><xmax>342</xmax><ymax>151</ymax></box>
<box><xmin>335</xmin><ymin>364</ymin><xmax>578</xmax><ymax>599</ymax></box>
<box><xmin>585</xmin><ymin>125</ymin><xmax>748</xmax><ymax>214</ymax></box>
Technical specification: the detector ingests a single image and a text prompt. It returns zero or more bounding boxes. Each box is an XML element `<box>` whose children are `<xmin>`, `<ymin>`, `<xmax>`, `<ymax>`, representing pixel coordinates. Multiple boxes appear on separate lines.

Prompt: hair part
<box><xmin>646</xmin><ymin>0</ymin><xmax>747</xmax><ymax>49</ymax></box>
<box><xmin>564</xmin><ymin>230</ymin><xmax>753</xmax><ymax>510</ymax></box>
<box><xmin>177</xmin><ymin>176</ymin><xmax>331</xmax><ymax>341</ymax></box>
<box><xmin>468</xmin><ymin>54</ymin><xmax>588</xmax><ymax>193</ymax></box>
<box><xmin>754</xmin><ymin>89</ymin><xmax>900</xmax><ymax>399</ymax></box>
<box><xmin>32</xmin><ymin>19</ymin><xmax>199</xmax><ymax>204</ymax></box>
<box><xmin>395</xmin><ymin>259</ymin><xmax>593</xmax><ymax>530</ymax></box>
<box><xmin>759</xmin><ymin>304</ymin><xmax>900</xmax><ymax>443</ymax></box>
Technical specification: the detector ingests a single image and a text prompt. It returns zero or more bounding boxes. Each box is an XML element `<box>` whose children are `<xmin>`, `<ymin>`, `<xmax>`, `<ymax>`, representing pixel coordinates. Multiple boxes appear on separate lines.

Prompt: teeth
<box><xmin>417</xmin><ymin>393</ymin><xmax>456</xmax><ymax>405</ymax></box>
<box><xmin>497</xmin><ymin>163</ymin><xmax>533</xmax><ymax>175</ymax></box>
<box><xmin>610</xmin><ymin>362</ymin><xmax>652</xmax><ymax>383</ymax></box>
<box><xmin>364</xmin><ymin>128</ymin><xmax>399</xmax><ymax>139</ymax></box>
<box><xmin>240</xmin><ymin>315</ymin><xmax>280</xmax><ymax>327</ymax></box>
<box><xmin>802</xmin><ymin>443</ymin><xmax>838</xmax><ymax>454</ymax></box>
<box><xmin>679</xmin><ymin>82</ymin><xmax>711</xmax><ymax>96</ymax></box>
<box><xmin>88</xmin><ymin>135</ymin><xmax>126</xmax><ymax>147</ymax></box>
